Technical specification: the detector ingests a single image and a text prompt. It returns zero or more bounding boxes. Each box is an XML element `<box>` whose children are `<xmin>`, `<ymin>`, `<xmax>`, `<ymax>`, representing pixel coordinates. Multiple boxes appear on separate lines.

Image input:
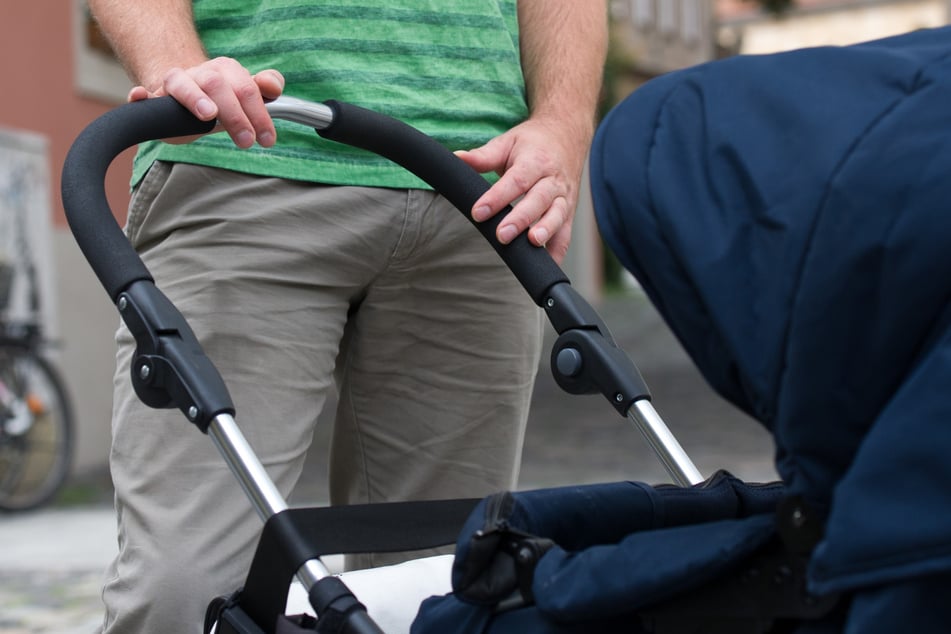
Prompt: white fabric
<box><xmin>286</xmin><ymin>555</ymin><xmax>454</xmax><ymax>633</ymax></box>
<box><xmin>210</xmin><ymin>555</ymin><xmax>453</xmax><ymax>634</ymax></box>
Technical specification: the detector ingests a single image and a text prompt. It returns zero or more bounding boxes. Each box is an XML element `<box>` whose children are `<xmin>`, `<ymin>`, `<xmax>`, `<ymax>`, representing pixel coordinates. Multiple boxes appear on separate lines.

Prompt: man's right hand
<box><xmin>127</xmin><ymin>57</ymin><xmax>285</xmax><ymax>149</ymax></box>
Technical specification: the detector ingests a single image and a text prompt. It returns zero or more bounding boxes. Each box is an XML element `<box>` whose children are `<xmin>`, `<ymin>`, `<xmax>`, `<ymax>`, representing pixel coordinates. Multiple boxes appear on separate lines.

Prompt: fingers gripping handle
<box><xmin>318</xmin><ymin>100</ymin><xmax>569</xmax><ymax>306</ymax></box>
<box><xmin>61</xmin><ymin>97</ymin><xmax>216</xmax><ymax>301</ymax></box>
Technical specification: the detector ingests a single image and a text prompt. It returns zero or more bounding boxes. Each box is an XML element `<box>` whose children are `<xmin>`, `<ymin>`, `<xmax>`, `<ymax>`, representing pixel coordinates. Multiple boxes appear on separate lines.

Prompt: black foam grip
<box><xmin>318</xmin><ymin>100</ymin><xmax>569</xmax><ymax>305</ymax></box>
<box><xmin>61</xmin><ymin>97</ymin><xmax>216</xmax><ymax>301</ymax></box>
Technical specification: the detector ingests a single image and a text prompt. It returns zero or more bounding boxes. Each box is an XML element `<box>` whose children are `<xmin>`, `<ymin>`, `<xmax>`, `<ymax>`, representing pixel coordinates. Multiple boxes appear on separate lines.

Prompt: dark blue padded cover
<box><xmin>414</xmin><ymin>473</ymin><xmax>781</xmax><ymax>633</ymax></box>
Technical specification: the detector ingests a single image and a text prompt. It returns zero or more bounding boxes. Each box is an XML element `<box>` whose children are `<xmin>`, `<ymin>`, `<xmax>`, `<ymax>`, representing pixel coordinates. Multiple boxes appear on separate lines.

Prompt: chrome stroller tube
<box><xmin>628</xmin><ymin>401</ymin><xmax>703</xmax><ymax>486</ymax></box>
<box><xmin>266</xmin><ymin>96</ymin><xmax>334</xmax><ymax>130</ymax></box>
<box><xmin>208</xmin><ymin>413</ymin><xmax>332</xmax><ymax>586</ymax></box>
<box><xmin>208</xmin><ymin>414</ymin><xmax>287</xmax><ymax>520</ymax></box>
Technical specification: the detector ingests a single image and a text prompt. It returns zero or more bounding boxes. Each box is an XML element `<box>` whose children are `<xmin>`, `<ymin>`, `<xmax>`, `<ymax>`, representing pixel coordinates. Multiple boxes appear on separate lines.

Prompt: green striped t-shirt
<box><xmin>131</xmin><ymin>0</ymin><xmax>528</xmax><ymax>189</ymax></box>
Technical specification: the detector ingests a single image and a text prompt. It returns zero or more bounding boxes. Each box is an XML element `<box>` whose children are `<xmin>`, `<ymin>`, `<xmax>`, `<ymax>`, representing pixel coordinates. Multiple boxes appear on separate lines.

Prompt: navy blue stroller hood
<box><xmin>593</xmin><ymin>24</ymin><xmax>951</xmax><ymax>595</ymax></box>
<box><xmin>413</xmin><ymin>26</ymin><xmax>951</xmax><ymax>633</ymax></box>
<box><xmin>591</xmin><ymin>26</ymin><xmax>951</xmax><ymax>628</ymax></box>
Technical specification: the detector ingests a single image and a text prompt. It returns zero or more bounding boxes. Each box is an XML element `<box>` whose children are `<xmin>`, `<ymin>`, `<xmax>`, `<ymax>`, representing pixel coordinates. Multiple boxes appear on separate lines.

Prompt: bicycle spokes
<box><xmin>0</xmin><ymin>351</ymin><xmax>73</xmax><ymax>511</ymax></box>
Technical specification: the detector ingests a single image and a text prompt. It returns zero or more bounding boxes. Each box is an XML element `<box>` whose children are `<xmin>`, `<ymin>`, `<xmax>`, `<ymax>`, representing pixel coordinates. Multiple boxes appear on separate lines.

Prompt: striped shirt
<box><xmin>131</xmin><ymin>0</ymin><xmax>528</xmax><ymax>189</ymax></box>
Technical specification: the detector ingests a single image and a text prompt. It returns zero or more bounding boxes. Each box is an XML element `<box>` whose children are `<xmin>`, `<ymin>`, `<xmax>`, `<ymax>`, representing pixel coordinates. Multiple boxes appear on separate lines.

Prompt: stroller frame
<box><xmin>60</xmin><ymin>96</ymin><xmax>812</xmax><ymax>633</ymax></box>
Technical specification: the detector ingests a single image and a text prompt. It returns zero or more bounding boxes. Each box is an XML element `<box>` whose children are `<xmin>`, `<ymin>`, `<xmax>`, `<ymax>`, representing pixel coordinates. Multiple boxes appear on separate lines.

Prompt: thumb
<box><xmin>254</xmin><ymin>69</ymin><xmax>285</xmax><ymax>101</ymax></box>
<box><xmin>127</xmin><ymin>85</ymin><xmax>155</xmax><ymax>103</ymax></box>
<box><xmin>455</xmin><ymin>135</ymin><xmax>511</xmax><ymax>175</ymax></box>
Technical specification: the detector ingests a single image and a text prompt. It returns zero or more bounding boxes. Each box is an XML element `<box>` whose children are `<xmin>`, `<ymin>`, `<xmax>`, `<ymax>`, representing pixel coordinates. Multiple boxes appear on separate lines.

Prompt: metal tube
<box><xmin>208</xmin><ymin>413</ymin><xmax>288</xmax><ymax>519</ymax></box>
<box><xmin>628</xmin><ymin>400</ymin><xmax>704</xmax><ymax>486</ymax></box>
<box><xmin>208</xmin><ymin>413</ymin><xmax>332</xmax><ymax>585</ymax></box>
<box><xmin>266</xmin><ymin>96</ymin><xmax>335</xmax><ymax>130</ymax></box>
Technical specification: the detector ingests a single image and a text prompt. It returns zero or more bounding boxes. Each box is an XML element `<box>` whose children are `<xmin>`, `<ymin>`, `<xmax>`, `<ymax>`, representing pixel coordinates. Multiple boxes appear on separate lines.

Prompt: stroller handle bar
<box><xmin>61</xmin><ymin>95</ymin><xmax>568</xmax><ymax>306</ymax></box>
<box><xmin>62</xmin><ymin>97</ymin><xmax>216</xmax><ymax>302</ymax></box>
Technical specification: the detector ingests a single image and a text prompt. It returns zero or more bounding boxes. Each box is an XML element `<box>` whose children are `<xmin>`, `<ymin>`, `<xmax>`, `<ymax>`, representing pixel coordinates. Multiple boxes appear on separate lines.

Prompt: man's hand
<box><xmin>88</xmin><ymin>0</ymin><xmax>285</xmax><ymax>148</ymax></box>
<box><xmin>456</xmin><ymin>116</ymin><xmax>587</xmax><ymax>265</ymax></box>
<box><xmin>127</xmin><ymin>57</ymin><xmax>285</xmax><ymax>149</ymax></box>
<box><xmin>458</xmin><ymin>0</ymin><xmax>607</xmax><ymax>266</ymax></box>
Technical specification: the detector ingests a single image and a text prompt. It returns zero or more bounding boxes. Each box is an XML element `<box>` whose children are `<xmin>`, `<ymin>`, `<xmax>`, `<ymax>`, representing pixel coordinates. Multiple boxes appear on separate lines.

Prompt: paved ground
<box><xmin>0</xmin><ymin>289</ymin><xmax>779</xmax><ymax>633</ymax></box>
<box><xmin>0</xmin><ymin>510</ymin><xmax>114</xmax><ymax>634</ymax></box>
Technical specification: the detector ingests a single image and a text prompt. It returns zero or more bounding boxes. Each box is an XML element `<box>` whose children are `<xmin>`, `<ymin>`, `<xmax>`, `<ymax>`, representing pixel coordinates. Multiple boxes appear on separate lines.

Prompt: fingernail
<box><xmin>533</xmin><ymin>227</ymin><xmax>550</xmax><ymax>245</ymax></box>
<box><xmin>259</xmin><ymin>131</ymin><xmax>275</xmax><ymax>147</ymax></box>
<box><xmin>473</xmin><ymin>205</ymin><xmax>491</xmax><ymax>222</ymax></box>
<box><xmin>196</xmin><ymin>98</ymin><xmax>216</xmax><ymax>119</ymax></box>
<box><xmin>235</xmin><ymin>130</ymin><xmax>255</xmax><ymax>148</ymax></box>
<box><xmin>498</xmin><ymin>224</ymin><xmax>518</xmax><ymax>243</ymax></box>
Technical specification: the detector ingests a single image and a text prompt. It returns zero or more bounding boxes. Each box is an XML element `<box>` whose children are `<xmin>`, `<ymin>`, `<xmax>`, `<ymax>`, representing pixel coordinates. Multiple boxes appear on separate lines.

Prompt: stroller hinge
<box><xmin>550</xmin><ymin>327</ymin><xmax>652</xmax><ymax>415</ymax></box>
<box><xmin>118</xmin><ymin>280</ymin><xmax>236</xmax><ymax>432</ymax></box>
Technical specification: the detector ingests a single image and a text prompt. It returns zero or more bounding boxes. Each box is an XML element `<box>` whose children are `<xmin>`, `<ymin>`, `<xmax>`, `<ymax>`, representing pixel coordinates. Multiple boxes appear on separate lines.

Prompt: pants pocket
<box><xmin>124</xmin><ymin>160</ymin><xmax>173</xmax><ymax>247</ymax></box>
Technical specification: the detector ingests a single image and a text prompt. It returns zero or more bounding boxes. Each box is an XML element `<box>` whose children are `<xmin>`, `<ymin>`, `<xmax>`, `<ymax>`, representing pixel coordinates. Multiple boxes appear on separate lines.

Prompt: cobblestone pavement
<box><xmin>0</xmin><ymin>508</ymin><xmax>115</xmax><ymax>633</ymax></box>
<box><xmin>0</xmin><ymin>570</ymin><xmax>104</xmax><ymax>634</ymax></box>
<box><xmin>0</xmin><ymin>290</ymin><xmax>780</xmax><ymax>632</ymax></box>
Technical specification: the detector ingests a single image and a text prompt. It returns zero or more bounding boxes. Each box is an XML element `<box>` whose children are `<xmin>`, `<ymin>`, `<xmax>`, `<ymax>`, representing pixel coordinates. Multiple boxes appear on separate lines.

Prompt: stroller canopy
<box><xmin>592</xmin><ymin>26</ymin><xmax>951</xmax><ymax>599</ymax></box>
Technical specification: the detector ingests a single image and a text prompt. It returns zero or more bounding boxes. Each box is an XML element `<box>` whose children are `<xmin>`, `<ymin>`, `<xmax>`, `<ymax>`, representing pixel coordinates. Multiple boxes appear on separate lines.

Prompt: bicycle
<box><xmin>0</xmin><ymin>164</ymin><xmax>74</xmax><ymax>512</ymax></box>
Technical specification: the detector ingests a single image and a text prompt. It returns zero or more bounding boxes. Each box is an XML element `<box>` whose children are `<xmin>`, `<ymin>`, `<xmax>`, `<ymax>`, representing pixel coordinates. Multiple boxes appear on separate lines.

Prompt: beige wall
<box><xmin>610</xmin><ymin>0</ymin><xmax>717</xmax><ymax>76</ymax></box>
<box><xmin>614</xmin><ymin>0</ymin><xmax>951</xmax><ymax>78</ymax></box>
<box><xmin>54</xmin><ymin>234</ymin><xmax>119</xmax><ymax>475</ymax></box>
<box><xmin>730</xmin><ymin>0</ymin><xmax>948</xmax><ymax>54</ymax></box>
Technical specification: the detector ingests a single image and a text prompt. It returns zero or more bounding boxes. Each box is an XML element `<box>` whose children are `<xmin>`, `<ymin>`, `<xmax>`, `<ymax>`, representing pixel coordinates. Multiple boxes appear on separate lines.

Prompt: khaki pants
<box><xmin>100</xmin><ymin>163</ymin><xmax>543</xmax><ymax>633</ymax></box>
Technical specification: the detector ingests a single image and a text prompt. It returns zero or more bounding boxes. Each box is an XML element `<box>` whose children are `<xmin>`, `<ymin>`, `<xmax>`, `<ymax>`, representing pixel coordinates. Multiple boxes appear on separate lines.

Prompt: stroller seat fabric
<box><xmin>413</xmin><ymin>25</ymin><xmax>951</xmax><ymax>634</ymax></box>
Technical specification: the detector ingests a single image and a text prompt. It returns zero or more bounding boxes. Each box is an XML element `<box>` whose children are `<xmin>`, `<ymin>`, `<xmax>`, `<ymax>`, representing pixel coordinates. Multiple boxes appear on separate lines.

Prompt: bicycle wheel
<box><xmin>0</xmin><ymin>346</ymin><xmax>74</xmax><ymax>511</ymax></box>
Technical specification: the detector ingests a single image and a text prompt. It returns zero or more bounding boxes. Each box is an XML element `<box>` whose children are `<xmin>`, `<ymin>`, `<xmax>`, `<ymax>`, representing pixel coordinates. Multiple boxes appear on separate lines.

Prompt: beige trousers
<box><xmin>100</xmin><ymin>162</ymin><xmax>543</xmax><ymax>633</ymax></box>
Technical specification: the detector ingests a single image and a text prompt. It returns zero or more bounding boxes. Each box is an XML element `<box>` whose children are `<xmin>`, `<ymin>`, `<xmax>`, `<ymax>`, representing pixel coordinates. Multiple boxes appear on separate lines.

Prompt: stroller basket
<box><xmin>61</xmin><ymin>95</ymin><xmax>703</xmax><ymax>634</ymax></box>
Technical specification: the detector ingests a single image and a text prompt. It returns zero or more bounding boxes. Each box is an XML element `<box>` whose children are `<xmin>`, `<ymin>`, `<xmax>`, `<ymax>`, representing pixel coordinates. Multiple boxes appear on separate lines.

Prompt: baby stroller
<box><xmin>62</xmin><ymin>24</ymin><xmax>951</xmax><ymax>634</ymax></box>
<box><xmin>61</xmin><ymin>91</ymin><xmax>702</xmax><ymax>633</ymax></box>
